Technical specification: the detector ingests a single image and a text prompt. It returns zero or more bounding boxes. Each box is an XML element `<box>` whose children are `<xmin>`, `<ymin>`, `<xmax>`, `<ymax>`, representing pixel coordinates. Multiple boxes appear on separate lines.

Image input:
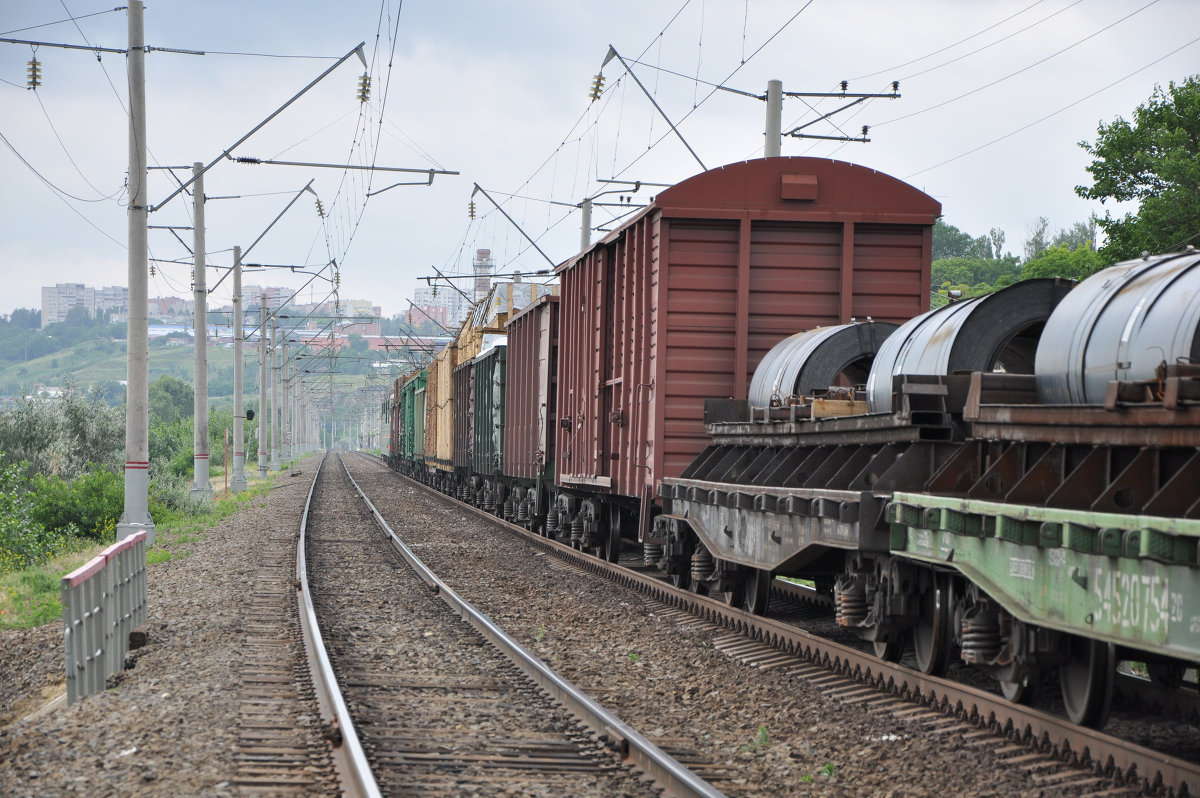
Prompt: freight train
<box><xmin>386</xmin><ymin>156</ymin><xmax>1200</xmax><ymax>729</ymax></box>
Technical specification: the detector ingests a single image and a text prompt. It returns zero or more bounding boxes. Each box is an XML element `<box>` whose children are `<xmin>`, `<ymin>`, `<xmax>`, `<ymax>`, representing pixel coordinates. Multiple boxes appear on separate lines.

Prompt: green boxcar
<box><xmin>401</xmin><ymin>370</ymin><xmax>427</xmax><ymax>465</ymax></box>
<box><xmin>472</xmin><ymin>344</ymin><xmax>506</xmax><ymax>477</ymax></box>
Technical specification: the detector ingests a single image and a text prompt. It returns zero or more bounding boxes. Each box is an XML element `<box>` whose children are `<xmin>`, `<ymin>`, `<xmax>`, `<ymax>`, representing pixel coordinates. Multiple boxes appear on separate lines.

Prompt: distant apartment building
<box><xmin>41</xmin><ymin>283</ymin><xmax>128</xmax><ymax>328</ymax></box>
<box><xmin>412</xmin><ymin>284</ymin><xmax>468</xmax><ymax>328</ymax></box>
<box><xmin>96</xmin><ymin>285</ymin><xmax>129</xmax><ymax>316</ymax></box>
<box><xmin>148</xmin><ymin>296</ymin><xmax>192</xmax><ymax>318</ymax></box>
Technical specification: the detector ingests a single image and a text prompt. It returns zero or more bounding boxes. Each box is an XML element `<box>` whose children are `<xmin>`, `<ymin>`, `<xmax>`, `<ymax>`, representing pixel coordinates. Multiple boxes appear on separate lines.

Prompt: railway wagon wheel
<box><xmin>722</xmin><ymin>570</ymin><xmax>745</xmax><ymax>608</ymax></box>
<box><xmin>873</xmin><ymin>637</ymin><xmax>904</xmax><ymax>662</ymax></box>
<box><xmin>1059</xmin><ymin>635</ymin><xmax>1115</xmax><ymax>727</ymax></box>
<box><xmin>912</xmin><ymin>576</ymin><xmax>954</xmax><ymax>676</ymax></box>
<box><xmin>604</xmin><ymin>505</ymin><xmax>623</xmax><ymax>564</ymax></box>
<box><xmin>1000</xmin><ymin>675</ymin><xmax>1040</xmax><ymax>705</ymax></box>
<box><xmin>742</xmin><ymin>568</ymin><xmax>771</xmax><ymax>615</ymax></box>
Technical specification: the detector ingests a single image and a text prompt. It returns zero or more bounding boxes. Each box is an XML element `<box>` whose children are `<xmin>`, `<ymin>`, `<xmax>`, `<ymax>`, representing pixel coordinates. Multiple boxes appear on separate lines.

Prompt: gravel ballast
<box><xmin>349</xmin><ymin>455</ymin><xmax>1056</xmax><ymax>797</ymax></box>
<box><xmin>0</xmin><ymin>469</ymin><xmax>336</xmax><ymax>797</ymax></box>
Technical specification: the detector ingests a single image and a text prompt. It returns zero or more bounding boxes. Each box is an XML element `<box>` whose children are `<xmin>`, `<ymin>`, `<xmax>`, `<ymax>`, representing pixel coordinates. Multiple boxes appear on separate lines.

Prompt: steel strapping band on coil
<box><xmin>866</xmin><ymin>278</ymin><xmax>1075</xmax><ymax>412</ymax></box>
<box><xmin>1035</xmin><ymin>252</ymin><xmax>1200</xmax><ymax>404</ymax></box>
<box><xmin>748</xmin><ymin>321</ymin><xmax>898</xmax><ymax>407</ymax></box>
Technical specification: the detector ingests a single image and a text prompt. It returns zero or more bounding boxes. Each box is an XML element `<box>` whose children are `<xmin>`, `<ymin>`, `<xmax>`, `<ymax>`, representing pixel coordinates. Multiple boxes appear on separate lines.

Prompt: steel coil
<box><xmin>867</xmin><ymin>278</ymin><xmax>1075</xmax><ymax>412</ymax></box>
<box><xmin>748</xmin><ymin>321</ymin><xmax>898</xmax><ymax>406</ymax></box>
<box><xmin>1035</xmin><ymin>252</ymin><xmax>1200</xmax><ymax>404</ymax></box>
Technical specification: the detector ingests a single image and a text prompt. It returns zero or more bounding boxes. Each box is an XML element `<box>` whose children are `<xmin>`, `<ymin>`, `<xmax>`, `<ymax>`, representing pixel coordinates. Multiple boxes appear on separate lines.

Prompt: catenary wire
<box><xmin>903</xmin><ymin>32</ymin><xmax>1200</xmax><ymax>179</ymax></box>
<box><xmin>875</xmin><ymin>0</ymin><xmax>1162</xmax><ymax>128</ymax></box>
<box><xmin>851</xmin><ymin>0</ymin><xmax>1050</xmax><ymax>81</ymax></box>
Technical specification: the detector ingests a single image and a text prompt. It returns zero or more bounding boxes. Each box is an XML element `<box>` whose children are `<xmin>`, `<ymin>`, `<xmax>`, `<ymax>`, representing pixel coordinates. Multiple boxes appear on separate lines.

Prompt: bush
<box><xmin>0</xmin><ymin>462</ymin><xmax>76</xmax><ymax>575</ymax></box>
<box><xmin>29</xmin><ymin>469</ymin><xmax>124</xmax><ymax>541</ymax></box>
<box><xmin>0</xmin><ymin>383</ymin><xmax>123</xmax><ymax>479</ymax></box>
<box><xmin>149</xmin><ymin>475</ymin><xmax>211</xmax><ymax>519</ymax></box>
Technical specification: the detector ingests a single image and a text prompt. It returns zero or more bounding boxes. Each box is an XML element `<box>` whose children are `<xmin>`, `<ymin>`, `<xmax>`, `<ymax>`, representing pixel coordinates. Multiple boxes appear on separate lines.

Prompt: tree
<box><xmin>1052</xmin><ymin>219</ymin><xmax>1097</xmax><ymax>251</ymax></box>
<box><xmin>148</xmin><ymin>374</ymin><xmax>194</xmax><ymax>422</ymax></box>
<box><xmin>1023</xmin><ymin>217</ymin><xmax>1050</xmax><ymax>262</ymax></box>
<box><xmin>933</xmin><ymin>219</ymin><xmax>992</xmax><ymax>260</ymax></box>
<box><xmin>988</xmin><ymin>228</ymin><xmax>1007</xmax><ymax>260</ymax></box>
<box><xmin>1076</xmin><ymin>75</ymin><xmax>1200</xmax><ymax>262</ymax></box>
<box><xmin>1020</xmin><ymin>244</ymin><xmax>1104</xmax><ymax>282</ymax></box>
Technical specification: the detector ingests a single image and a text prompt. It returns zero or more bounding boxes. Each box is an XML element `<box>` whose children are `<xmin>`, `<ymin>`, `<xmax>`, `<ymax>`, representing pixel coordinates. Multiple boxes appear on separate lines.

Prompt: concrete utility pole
<box><xmin>280</xmin><ymin>334</ymin><xmax>290</xmax><ymax>461</ymax></box>
<box><xmin>270</xmin><ymin>316</ymin><xmax>281</xmax><ymax>470</ymax></box>
<box><xmin>765</xmin><ymin>79</ymin><xmax>783</xmax><ymax>158</ymax></box>
<box><xmin>580</xmin><ymin>197</ymin><xmax>592</xmax><ymax>253</ymax></box>
<box><xmin>117</xmin><ymin>0</ymin><xmax>154</xmax><ymax>544</ymax></box>
<box><xmin>190</xmin><ymin>162</ymin><xmax>212</xmax><ymax>501</ymax></box>
<box><xmin>230</xmin><ymin>246</ymin><xmax>248</xmax><ymax>493</ymax></box>
<box><xmin>258</xmin><ymin>295</ymin><xmax>268</xmax><ymax>478</ymax></box>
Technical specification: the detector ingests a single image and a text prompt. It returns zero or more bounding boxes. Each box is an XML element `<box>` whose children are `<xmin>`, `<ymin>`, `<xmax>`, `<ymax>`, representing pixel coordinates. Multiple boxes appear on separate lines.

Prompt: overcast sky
<box><xmin>2</xmin><ymin>0</ymin><xmax>1197</xmax><ymax>319</ymax></box>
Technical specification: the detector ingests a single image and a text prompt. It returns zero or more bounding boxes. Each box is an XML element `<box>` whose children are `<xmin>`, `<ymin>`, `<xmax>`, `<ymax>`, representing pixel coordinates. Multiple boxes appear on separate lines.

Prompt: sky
<box><xmin>1</xmin><ymin>0</ymin><xmax>1197</xmax><ymax>320</ymax></box>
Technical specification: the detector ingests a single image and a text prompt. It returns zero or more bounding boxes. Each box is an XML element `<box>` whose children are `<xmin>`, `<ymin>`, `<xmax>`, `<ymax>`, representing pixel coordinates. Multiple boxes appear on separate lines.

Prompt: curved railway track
<box><xmin>298</xmin><ymin>453</ymin><xmax>723</xmax><ymax>796</ymax></box>
<box><xmin>358</xmin><ymin>453</ymin><xmax>1200</xmax><ymax>797</ymax></box>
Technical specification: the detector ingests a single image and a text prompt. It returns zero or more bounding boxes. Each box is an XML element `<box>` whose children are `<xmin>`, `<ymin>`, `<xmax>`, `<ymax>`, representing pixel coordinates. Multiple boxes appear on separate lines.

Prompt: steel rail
<box><xmin>295</xmin><ymin>455</ymin><xmax>382</xmax><ymax>798</ymax></box>
<box><xmin>362</xmin><ymin>454</ymin><xmax>1200</xmax><ymax>797</ymax></box>
<box><xmin>338</xmin><ymin>455</ymin><xmax>725</xmax><ymax>798</ymax></box>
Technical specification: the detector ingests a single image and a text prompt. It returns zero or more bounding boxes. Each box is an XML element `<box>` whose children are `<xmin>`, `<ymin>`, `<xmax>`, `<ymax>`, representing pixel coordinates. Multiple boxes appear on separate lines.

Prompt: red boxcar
<box><xmin>553</xmin><ymin>157</ymin><xmax>940</xmax><ymax>540</ymax></box>
<box><xmin>503</xmin><ymin>295</ymin><xmax>560</xmax><ymax>526</ymax></box>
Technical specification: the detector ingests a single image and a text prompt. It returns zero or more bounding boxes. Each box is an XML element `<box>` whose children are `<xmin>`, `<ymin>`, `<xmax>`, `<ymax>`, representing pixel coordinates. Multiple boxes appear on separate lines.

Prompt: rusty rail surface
<box><xmin>341</xmin><ymin>455</ymin><xmax>725</xmax><ymax>798</ymax></box>
<box><xmin>296</xmin><ymin>455</ymin><xmax>381</xmax><ymax>798</ymax></box>
<box><xmin>358</xmin><ymin>453</ymin><xmax>1200</xmax><ymax>797</ymax></box>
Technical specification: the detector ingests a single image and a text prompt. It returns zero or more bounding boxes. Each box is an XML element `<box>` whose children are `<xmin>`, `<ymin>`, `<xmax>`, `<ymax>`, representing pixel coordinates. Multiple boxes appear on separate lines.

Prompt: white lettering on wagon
<box><xmin>1009</xmin><ymin>558</ymin><xmax>1035</xmax><ymax>580</ymax></box>
<box><xmin>1093</xmin><ymin>569</ymin><xmax>1170</xmax><ymax>635</ymax></box>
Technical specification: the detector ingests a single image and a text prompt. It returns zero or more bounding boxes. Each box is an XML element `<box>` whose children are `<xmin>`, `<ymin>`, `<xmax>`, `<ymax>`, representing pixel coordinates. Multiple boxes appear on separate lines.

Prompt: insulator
<box><xmin>862</xmin><ymin>124</ymin><xmax>870</xmax><ymax>137</ymax></box>
<box><xmin>468</xmin><ymin>200</ymin><xmax>476</xmax><ymax>219</ymax></box>
<box><xmin>314</xmin><ymin>198</ymin><xmax>325</xmax><ymax>217</ymax></box>
<box><xmin>588</xmin><ymin>73</ymin><xmax>606</xmax><ymax>101</ymax></box>
<box><xmin>840</xmin><ymin>79</ymin><xmax>848</xmax><ymax>92</ymax></box>
<box><xmin>149</xmin><ymin>264</ymin><xmax>156</xmax><ymax>277</ymax></box>
<box><xmin>27</xmin><ymin>57</ymin><xmax>41</xmax><ymax>90</ymax></box>
<box><xmin>892</xmin><ymin>80</ymin><xmax>900</xmax><ymax>92</ymax></box>
<box><xmin>356</xmin><ymin>72</ymin><xmax>371</xmax><ymax>103</ymax></box>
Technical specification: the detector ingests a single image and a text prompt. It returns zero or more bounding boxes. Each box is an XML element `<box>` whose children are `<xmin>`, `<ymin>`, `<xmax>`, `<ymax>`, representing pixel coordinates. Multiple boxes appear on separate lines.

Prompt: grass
<box><xmin>740</xmin><ymin>725</ymin><xmax>770</xmax><ymax>753</ymax></box>
<box><xmin>0</xmin><ymin>470</ymin><xmax>281</xmax><ymax>629</ymax></box>
<box><xmin>0</xmin><ymin>546</ymin><xmax>98</xmax><ymax>629</ymax></box>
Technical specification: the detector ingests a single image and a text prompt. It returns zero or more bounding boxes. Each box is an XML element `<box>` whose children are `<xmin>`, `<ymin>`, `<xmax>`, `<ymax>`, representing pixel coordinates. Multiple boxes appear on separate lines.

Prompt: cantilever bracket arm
<box><xmin>470</xmin><ymin>183</ymin><xmax>557</xmax><ymax>268</ymax></box>
<box><xmin>602</xmin><ymin>45</ymin><xmax>706</xmax><ymax>172</ymax></box>
<box><xmin>150</xmin><ymin>42</ymin><xmax>367</xmax><ymax>212</ymax></box>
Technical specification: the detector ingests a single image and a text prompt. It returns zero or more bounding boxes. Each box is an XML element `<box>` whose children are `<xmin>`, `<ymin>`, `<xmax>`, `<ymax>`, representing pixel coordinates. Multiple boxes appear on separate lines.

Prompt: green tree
<box><xmin>1076</xmin><ymin>75</ymin><xmax>1200</xmax><ymax>262</ymax></box>
<box><xmin>1052</xmin><ymin>219</ymin><xmax>1097</xmax><ymax>251</ymax></box>
<box><xmin>149</xmin><ymin>374</ymin><xmax>194</xmax><ymax>422</ymax></box>
<box><xmin>933</xmin><ymin>219</ymin><xmax>992</xmax><ymax>260</ymax></box>
<box><xmin>1020</xmin><ymin>244</ymin><xmax>1104</xmax><ymax>281</ymax></box>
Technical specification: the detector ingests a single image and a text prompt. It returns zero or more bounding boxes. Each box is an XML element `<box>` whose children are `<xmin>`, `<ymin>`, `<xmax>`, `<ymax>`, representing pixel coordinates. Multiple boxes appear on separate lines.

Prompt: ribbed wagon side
<box><xmin>503</xmin><ymin>295</ymin><xmax>560</xmax><ymax>532</ymax></box>
<box><xmin>399</xmin><ymin>370</ymin><xmax>426</xmax><ymax>474</ymax></box>
<box><xmin>552</xmin><ymin>156</ymin><xmax>940</xmax><ymax>555</ymax></box>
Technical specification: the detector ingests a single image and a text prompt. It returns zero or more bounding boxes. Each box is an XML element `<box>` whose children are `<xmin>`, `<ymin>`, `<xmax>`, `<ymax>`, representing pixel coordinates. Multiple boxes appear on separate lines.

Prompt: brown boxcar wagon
<box><xmin>550</xmin><ymin>156</ymin><xmax>940</xmax><ymax>559</ymax></box>
<box><xmin>502</xmin><ymin>295</ymin><xmax>560</xmax><ymax>530</ymax></box>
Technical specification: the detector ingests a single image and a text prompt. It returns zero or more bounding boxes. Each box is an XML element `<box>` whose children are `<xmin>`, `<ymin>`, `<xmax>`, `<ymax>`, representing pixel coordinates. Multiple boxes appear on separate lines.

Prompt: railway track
<box><xmin>356</xmin><ymin>453</ymin><xmax>1200</xmax><ymax>797</ymax></box>
<box><xmin>299</xmin><ymin>453</ymin><xmax>724</xmax><ymax>796</ymax></box>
